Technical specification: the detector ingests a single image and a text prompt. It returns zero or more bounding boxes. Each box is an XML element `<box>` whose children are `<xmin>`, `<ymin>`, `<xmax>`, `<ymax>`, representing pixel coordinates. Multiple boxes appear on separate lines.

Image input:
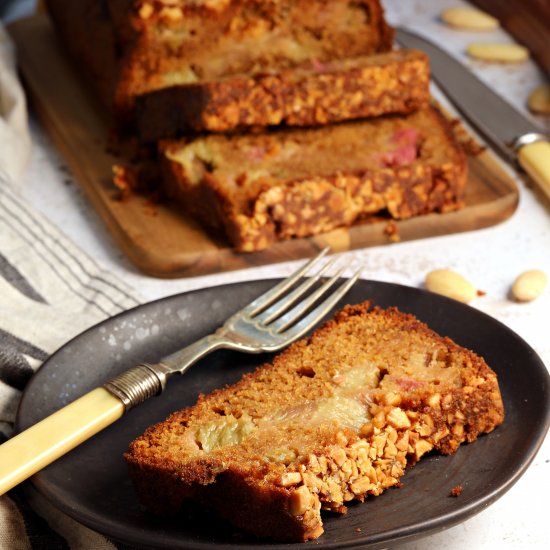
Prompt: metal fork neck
<box><xmin>101</xmin><ymin>249</ymin><xmax>358</xmax><ymax>413</ymax></box>
<box><xmin>103</xmin><ymin>335</ymin><xmax>227</xmax><ymax>411</ymax></box>
<box><xmin>159</xmin><ymin>334</ymin><xmax>227</xmax><ymax>373</ymax></box>
<box><xmin>103</xmin><ymin>364</ymin><xmax>163</xmax><ymax>411</ymax></box>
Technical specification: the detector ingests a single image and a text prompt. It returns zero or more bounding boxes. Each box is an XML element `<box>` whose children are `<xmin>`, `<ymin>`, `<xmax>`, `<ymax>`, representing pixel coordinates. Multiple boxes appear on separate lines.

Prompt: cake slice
<box><xmin>125</xmin><ymin>302</ymin><xmax>504</xmax><ymax>542</ymax></box>
<box><xmin>160</xmin><ymin>104</ymin><xmax>467</xmax><ymax>251</ymax></box>
<box><xmin>135</xmin><ymin>49</ymin><xmax>430</xmax><ymax>140</ymax></box>
<box><xmin>45</xmin><ymin>0</ymin><xmax>394</xmax><ymax>124</ymax></box>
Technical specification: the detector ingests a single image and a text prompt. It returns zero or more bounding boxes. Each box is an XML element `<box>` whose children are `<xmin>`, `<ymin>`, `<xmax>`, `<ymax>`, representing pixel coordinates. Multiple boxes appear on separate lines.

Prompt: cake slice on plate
<box><xmin>125</xmin><ymin>301</ymin><xmax>504</xmax><ymax>541</ymax></box>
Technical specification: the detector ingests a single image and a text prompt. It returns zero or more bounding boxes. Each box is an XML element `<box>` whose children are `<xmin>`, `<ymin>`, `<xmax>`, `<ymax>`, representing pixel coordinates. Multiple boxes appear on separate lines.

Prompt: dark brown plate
<box><xmin>16</xmin><ymin>280</ymin><xmax>550</xmax><ymax>549</ymax></box>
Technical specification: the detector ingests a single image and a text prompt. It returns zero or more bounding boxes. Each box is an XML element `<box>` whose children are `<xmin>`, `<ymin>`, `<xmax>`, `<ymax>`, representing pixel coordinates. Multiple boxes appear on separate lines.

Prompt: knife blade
<box><xmin>396</xmin><ymin>28</ymin><xmax>550</xmax><ymax>201</ymax></box>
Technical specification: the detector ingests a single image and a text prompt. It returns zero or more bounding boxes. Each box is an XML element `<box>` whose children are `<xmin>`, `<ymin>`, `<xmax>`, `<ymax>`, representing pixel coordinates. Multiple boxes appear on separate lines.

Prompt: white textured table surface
<box><xmin>16</xmin><ymin>0</ymin><xmax>550</xmax><ymax>548</ymax></box>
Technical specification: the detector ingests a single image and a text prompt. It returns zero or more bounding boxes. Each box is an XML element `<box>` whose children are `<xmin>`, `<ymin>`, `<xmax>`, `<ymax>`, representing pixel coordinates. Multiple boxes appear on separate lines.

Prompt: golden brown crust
<box><xmin>135</xmin><ymin>49</ymin><xmax>430</xmax><ymax>140</ymax></box>
<box><xmin>160</xmin><ymin>105</ymin><xmax>468</xmax><ymax>251</ymax></box>
<box><xmin>125</xmin><ymin>302</ymin><xmax>504</xmax><ymax>541</ymax></box>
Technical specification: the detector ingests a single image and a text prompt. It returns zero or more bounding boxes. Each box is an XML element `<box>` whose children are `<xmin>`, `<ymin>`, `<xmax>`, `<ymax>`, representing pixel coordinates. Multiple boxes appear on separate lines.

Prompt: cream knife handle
<box><xmin>0</xmin><ymin>388</ymin><xmax>124</xmax><ymax>496</ymax></box>
<box><xmin>517</xmin><ymin>139</ymin><xmax>550</xmax><ymax>201</ymax></box>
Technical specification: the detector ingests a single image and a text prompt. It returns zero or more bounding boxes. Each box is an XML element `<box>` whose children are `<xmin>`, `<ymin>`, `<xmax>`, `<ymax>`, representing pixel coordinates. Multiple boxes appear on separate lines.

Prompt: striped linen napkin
<box><xmin>0</xmin><ymin>180</ymin><xmax>142</xmax><ymax>546</ymax></box>
<box><xmin>0</xmin><ymin>16</ymin><xmax>145</xmax><ymax>547</ymax></box>
<box><xmin>0</xmin><ymin>14</ymin><xmax>139</xmax><ymax>550</ymax></box>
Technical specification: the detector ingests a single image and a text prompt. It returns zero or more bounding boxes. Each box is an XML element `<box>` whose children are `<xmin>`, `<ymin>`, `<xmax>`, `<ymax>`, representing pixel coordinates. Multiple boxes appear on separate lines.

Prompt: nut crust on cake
<box><xmin>125</xmin><ymin>302</ymin><xmax>504</xmax><ymax>542</ymax></box>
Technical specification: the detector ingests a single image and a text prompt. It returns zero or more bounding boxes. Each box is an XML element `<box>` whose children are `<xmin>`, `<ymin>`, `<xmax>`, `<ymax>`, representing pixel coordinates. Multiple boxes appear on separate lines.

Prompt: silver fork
<box><xmin>0</xmin><ymin>249</ymin><xmax>361</xmax><ymax>495</ymax></box>
<box><xmin>105</xmin><ymin>248</ymin><xmax>360</xmax><ymax>410</ymax></box>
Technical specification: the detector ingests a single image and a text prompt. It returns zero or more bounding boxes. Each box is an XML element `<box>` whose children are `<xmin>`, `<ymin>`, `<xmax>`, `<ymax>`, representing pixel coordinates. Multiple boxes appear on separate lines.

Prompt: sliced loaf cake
<box><xmin>45</xmin><ymin>0</ymin><xmax>394</xmax><ymax>124</ymax></box>
<box><xmin>135</xmin><ymin>49</ymin><xmax>430</xmax><ymax>140</ymax></box>
<box><xmin>160</xmin><ymin>105</ymin><xmax>467</xmax><ymax>251</ymax></box>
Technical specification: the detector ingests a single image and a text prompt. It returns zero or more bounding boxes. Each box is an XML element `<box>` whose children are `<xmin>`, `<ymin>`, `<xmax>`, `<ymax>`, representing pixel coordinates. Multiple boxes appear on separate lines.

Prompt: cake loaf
<box><xmin>135</xmin><ymin>49</ymin><xmax>430</xmax><ymax>141</ymax></box>
<box><xmin>44</xmin><ymin>0</ymin><xmax>394</xmax><ymax>124</ymax></box>
<box><xmin>125</xmin><ymin>302</ymin><xmax>504</xmax><ymax>542</ymax></box>
<box><xmin>160</xmin><ymin>104</ymin><xmax>467</xmax><ymax>251</ymax></box>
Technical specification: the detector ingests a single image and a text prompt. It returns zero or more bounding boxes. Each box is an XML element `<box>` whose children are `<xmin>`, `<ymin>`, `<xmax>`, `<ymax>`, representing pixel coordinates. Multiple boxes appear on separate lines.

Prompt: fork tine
<box><xmin>243</xmin><ymin>247</ymin><xmax>330</xmax><ymax>317</ymax></box>
<box><xmin>256</xmin><ymin>256</ymin><xmax>339</xmax><ymax>325</ymax></box>
<box><xmin>273</xmin><ymin>268</ymin><xmax>362</xmax><ymax>343</ymax></box>
<box><xmin>268</xmin><ymin>262</ymin><xmax>354</xmax><ymax>333</ymax></box>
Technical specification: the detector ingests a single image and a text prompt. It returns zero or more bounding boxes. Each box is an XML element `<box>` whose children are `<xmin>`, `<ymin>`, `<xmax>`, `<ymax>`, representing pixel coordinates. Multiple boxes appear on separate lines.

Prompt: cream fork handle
<box><xmin>0</xmin><ymin>336</ymin><xmax>227</xmax><ymax>496</ymax></box>
<box><xmin>517</xmin><ymin>140</ymin><xmax>550</xmax><ymax>202</ymax></box>
<box><xmin>0</xmin><ymin>388</ymin><xmax>124</xmax><ymax>495</ymax></box>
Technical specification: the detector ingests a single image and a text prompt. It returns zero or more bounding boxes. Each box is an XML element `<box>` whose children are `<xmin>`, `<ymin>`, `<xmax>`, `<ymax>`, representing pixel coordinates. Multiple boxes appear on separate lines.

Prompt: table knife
<box><xmin>396</xmin><ymin>28</ymin><xmax>550</xmax><ymax>200</ymax></box>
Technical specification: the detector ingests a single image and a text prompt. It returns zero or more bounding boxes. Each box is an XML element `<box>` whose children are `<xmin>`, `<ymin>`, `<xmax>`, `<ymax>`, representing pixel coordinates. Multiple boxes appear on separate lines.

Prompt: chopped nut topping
<box><xmin>289</xmin><ymin>485</ymin><xmax>313</xmax><ymax>516</ymax></box>
<box><xmin>414</xmin><ymin>439</ymin><xmax>434</xmax><ymax>460</ymax></box>
<box><xmin>279</xmin><ymin>472</ymin><xmax>302</xmax><ymax>487</ymax></box>
<box><xmin>427</xmin><ymin>393</ymin><xmax>441</xmax><ymax>408</ymax></box>
<box><xmin>387</xmin><ymin>407</ymin><xmax>411</xmax><ymax>429</ymax></box>
<box><xmin>138</xmin><ymin>3</ymin><xmax>154</xmax><ymax>19</ymax></box>
<box><xmin>160</xmin><ymin>6</ymin><xmax>183</xmax><ymax>20</ymax></box>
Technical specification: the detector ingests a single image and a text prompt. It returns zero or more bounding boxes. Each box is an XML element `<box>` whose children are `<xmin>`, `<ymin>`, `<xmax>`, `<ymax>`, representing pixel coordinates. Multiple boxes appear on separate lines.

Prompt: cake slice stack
<box><xmin>44</xmin><ymin>0</ymin><xmax>467</xmax><ymax>251</ymax></box>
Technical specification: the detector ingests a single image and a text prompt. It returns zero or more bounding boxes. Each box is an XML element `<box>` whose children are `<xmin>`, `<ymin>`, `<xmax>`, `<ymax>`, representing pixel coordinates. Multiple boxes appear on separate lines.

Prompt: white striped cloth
<box><xmin>1</xmin><ymin>15</ymin><xmax>144</xmax><ymax>546</ymax></box>
<box><xmin>0</xmin><ymin>178</ymin><xmax>142</xmax><ymax>548</ymax></box>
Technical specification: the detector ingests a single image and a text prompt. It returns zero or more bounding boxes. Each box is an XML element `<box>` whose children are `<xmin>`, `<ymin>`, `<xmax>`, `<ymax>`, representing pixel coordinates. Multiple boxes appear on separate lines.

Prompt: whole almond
<box><xmin>511</xmin><ymin>270</ymin><xmax>547</xmax><ymax>302</ymax></box>
<box><xmin>425</xmin><ymin>269</ymin><xmax>477</xmax><ymax>303</ymax></box>
<box><xmin>527</xmin><ymin>84</ymin><xmax>550</xmax><ymax>115</ymax></box>
<box><xmin>467</xmin><ymin>42</ymin><xmax>529</xmax><ymax>63</ymax></box>
<box><xmin>441</xmin><ymin>7</ymin><xmax>499</xmax><ymax>31</ymax></box>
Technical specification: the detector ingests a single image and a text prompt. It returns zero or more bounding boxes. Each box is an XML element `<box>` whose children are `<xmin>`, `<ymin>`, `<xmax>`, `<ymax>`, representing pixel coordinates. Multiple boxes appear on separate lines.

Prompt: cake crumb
<box><xmin>385</xmin><ymin>220</ymin><xmax>400</xmax><ymax>242</ymax></box>
<box><xmin>112</xmin><ymin>164</ymin><xmax>137</xmax><ymax>201</ymax></box>
<box><xmin>450</xmin><ymin>485</ymin><xmax>464</xmax><ymax>497</ymax></box>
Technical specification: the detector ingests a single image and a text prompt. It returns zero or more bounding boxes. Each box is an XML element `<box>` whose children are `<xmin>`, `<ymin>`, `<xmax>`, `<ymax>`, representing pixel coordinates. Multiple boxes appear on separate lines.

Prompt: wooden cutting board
<box><xmin>9</xmin><ymin>16</ymin><xmax>519</xmax><ymax>279</ymax></box>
